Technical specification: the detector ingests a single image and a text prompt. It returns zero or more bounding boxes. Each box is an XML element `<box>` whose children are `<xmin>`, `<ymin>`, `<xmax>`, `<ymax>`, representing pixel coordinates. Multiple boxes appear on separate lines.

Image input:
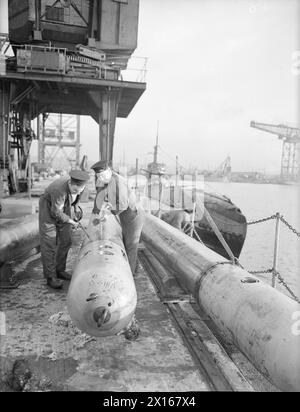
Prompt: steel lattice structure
<box><xmin>38</xmin><ymin>113</ymin><xmax>80</xmax><ymax>171</ymax></box>
<box><xmin>250</xmin><ymin>121</ymin><xmax>300</xmax><ymax>180</ymax></box>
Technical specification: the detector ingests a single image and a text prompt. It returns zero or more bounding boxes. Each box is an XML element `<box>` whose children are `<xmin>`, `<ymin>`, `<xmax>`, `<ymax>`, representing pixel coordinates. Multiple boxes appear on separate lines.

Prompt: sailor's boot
<box><xmin>56</xmin><ymin>271</ymin><xmax>72</xmax><ymax>281</ymax></box>
<box><xmin>124</xmin><ymin>315</ymin><xmax>140</xmax><ymax>341</ymax></box>
<box><xmin>47</xmin><ymin>277</ymin><xmax>63</xmax><ymax>289</ymax></box>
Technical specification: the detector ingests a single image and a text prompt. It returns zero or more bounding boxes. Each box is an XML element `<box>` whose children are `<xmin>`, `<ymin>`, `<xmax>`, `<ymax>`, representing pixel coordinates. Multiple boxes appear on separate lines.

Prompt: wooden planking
<box><xmin>178</xmin><ymin>302</ymin><xmax>254</xmax><ymax>391</ymax></box>
<box><xmin>191</xmin><ymin>302</ymin><xmax>279</xmax><ymax>392</ymax></box>
<box><xmin>167</xmin><ymin>303</ymin><xmax>233</xmax><ymax>391</ymax></box>
<box><xmin>140</xmin><ymin>248</ymin><xmax>255</xmax><ymax>392</ymax></box>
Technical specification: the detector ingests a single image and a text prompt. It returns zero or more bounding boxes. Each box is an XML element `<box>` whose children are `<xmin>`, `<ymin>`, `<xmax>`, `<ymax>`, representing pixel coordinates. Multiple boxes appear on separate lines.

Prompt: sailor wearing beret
<box><xmin>91</xmin><ymin>160</ymin><xmax>145</xmax><ymax>276</ymax></box>
<box><xmin>39</xmin><ymin>170</ymin><xmax>90</xmax><ymax>289</ymax></box>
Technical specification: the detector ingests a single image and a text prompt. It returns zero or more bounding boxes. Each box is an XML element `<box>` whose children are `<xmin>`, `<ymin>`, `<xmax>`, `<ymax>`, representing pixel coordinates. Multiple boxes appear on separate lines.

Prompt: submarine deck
<box><xmin>0</xmin><ymin>199</ymin><xmax>278</xmax><ymax>392</ymax></box>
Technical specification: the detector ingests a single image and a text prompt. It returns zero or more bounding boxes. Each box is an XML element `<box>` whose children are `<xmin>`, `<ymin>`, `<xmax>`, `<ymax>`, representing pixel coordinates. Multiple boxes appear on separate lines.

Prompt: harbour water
<box><xmin>205</xmin><ymin>181</ymin><xmax>300</xmax><ymax>298</ymax></box>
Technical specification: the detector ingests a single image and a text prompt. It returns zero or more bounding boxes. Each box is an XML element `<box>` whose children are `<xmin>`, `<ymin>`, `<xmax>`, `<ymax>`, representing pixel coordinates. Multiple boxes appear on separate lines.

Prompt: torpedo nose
<box><xmin>93</xmin><ymin>306</ymin><xmax>111</xmax><ymax>328</ymax></box>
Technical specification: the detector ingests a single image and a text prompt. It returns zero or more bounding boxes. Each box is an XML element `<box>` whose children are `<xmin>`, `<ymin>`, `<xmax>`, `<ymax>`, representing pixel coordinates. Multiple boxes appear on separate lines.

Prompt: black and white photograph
<box><xmin>0</xmin><ymin>0</ymin><xmax>299</xmax><ymax>396</ymax></box>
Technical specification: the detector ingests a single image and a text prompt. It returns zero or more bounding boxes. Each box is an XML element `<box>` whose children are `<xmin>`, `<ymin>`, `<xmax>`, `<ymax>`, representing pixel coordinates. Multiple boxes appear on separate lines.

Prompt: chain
<box><xmin>247</xmin><ymin>214</ymin><xmax>277</xmax><ymax>225</ymax></box>
<box><xmin>279</xmin><ymin>216</ymin><xmax>300</xmax><ymax>238</ymax></box>
<box><xmin>245</xmin><ymin>212</ymin><xmax>300</xmax><ymax>302</ymax></box>
<box><xmin>275</xmin><ymin>271</ymin><xmax>300</xmax><ymax>304</ymax></box>
<box><xmin>247</xmin><ymin>213</ymin><xmax>300</xmax><ymax>239</ymax></box>
<box><xmin>248</xmin><ymin>268</ymin><xmax>300</xmax><ymax>303</ymax></box>
<box><xmin>248</xmin><ymin>268</ymin><xmax>273</xmax><ymax>275</ymax></box>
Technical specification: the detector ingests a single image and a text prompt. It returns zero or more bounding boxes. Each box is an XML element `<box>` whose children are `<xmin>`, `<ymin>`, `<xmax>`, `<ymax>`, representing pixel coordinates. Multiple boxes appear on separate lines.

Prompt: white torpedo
<box><xmin>67</xmin><ymin>210</ymin><xmax>137</xmax><ymax>337</ymax></box>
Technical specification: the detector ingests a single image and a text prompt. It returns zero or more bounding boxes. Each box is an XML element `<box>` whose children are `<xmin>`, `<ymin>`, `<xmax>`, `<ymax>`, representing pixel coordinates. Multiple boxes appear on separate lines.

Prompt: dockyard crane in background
<box><xmin>204</xmin><ymin>155</ymin><xmax>231</xmax><ymax>180</ymax></box>
<box><xmin>212</xmin><ymin>155</ymin><xmax>231</xmax><ymax>179</ymax></box>
<box><xmin>250</xmin><ymin>121</ymin><xmax>300</xmax><ymax>181</ymax></box>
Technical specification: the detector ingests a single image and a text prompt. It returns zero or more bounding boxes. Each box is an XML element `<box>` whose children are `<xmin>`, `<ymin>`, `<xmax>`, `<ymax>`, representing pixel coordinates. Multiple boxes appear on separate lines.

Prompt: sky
<box><xmin>34</xmin><ymin>0</ymin><xmax>300</xmax><ymax>174</ymax></box>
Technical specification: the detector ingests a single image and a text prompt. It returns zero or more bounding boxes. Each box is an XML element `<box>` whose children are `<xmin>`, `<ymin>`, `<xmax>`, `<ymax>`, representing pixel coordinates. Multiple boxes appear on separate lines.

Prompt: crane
<box><xmin>250</xmin><ymin>121</ymin><xmax>300</xmax><ymax>180</ymax></box>
<box><xmin>213</xmin><ymin>155</ymin><xmax>231</xmax><ymax>178</ymax></box>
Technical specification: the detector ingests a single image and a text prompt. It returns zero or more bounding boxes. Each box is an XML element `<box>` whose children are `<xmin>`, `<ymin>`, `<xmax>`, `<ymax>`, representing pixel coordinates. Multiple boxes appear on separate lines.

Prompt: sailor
<box><xmin>160</xmin><ymin>210</ymin><xmax>191</xmax><ymax>230</ymax></box>
<box><xmin>39</xmin><ymin>170</ymin><xmax>90</xmax><ymax>289</ymax></box>
<box><xmin>91</xmin><ymin>160</ymin><xmax>145</xmax><ymax>274</ymax></box>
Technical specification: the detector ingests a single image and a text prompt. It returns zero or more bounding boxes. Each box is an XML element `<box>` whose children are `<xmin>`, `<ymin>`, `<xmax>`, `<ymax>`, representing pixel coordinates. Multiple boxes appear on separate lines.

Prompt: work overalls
<box><xmin>38</xmin><ymin>178</ymin><xmax>79</xmax><ymax>280</ymax></box>
<box><xmin>93</xmin><ymin>173</ymin><xmax>145</xmax><ymax>274</ymax></box>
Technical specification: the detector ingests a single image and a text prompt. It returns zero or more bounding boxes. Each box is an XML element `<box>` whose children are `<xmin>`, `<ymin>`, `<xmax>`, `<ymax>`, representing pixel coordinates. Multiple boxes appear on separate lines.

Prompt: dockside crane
<box><xmin>0</xmin><ymin>0</ymin><xmax>146</xmax><ymax>195</ymax></box>
<box><xmin>213</xmin><ymin>155</ymin><xmax>231</xmax><ymax>178</ymax></box>
<box><xmin>250</xmin><ymin>121</ymin><xmax>300</xmax><ymax>181</ymax></box>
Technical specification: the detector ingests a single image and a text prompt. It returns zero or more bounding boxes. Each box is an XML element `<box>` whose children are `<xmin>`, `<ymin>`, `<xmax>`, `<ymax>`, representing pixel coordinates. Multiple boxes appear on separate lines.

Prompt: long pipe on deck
<box><xmin>142</xmin><ymin>213</ymin><xmax>300</xmax><ymax>392</ymax></box>
<box><xmin>0</xmin><ymin>214</ymin><xmax>39</xmax><ymax>263</ymax></box>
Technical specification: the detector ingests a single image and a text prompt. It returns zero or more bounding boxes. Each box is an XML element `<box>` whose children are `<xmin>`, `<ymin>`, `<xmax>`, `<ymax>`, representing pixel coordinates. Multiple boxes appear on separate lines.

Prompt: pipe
<box><xmin>0</xmin><ymin>214</ymin><xmax>39</xmax><ymax>264</ymax></box>
<box><xmin>0</xmin><ymin>198</ymin><xmax>36</xmax><ymax>218</ymax></box>
<box><xmin>67</xmin><ymin>211</ymin><xmax>137</xmax><ymax>337</ymax></box>
<box><xmin>141</xmin><ymin>213</ymin><xmax>300</xmax><ymax>392</ymax></box>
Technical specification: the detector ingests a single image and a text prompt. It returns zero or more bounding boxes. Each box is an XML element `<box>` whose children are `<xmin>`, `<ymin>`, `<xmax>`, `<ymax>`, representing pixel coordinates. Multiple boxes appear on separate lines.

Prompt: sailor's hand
<box><xmin>103</xmin><ymin>202</ymin><xmax>113</xmax><ymax>212</ymax></box>
<box><xmin>97</xmin><ymin>203</ymin><xmax>112</xmax><ymax>221</ymax></box>
<box><xmin>74</xmin><ymin>205</ymin><xmax>83</xmax><ymax>222</ymax></box>
<box><xmin>68</xmin><ymin>219</ymin><xmax>79</xmax><ymax>229</ymax></box>
<box><xmin>92</xmin><ymin>207</ymin><xmax>100</xmax><ymax>215</ymax></box>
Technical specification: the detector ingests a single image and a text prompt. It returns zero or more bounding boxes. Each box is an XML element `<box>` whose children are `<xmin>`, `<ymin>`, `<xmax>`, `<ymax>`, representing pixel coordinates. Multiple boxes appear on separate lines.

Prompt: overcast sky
<box><xmin>79</xmin><ymin>0</ymin><xmax>299</xmax><ymax>173</ymax></box>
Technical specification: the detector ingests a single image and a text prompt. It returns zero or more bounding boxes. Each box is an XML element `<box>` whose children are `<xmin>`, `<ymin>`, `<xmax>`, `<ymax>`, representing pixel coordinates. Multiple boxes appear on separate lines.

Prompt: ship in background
<box><xmin>141</xmin><ymin>135</ymin><xmax>247</xmax><ymax>259</ymax></box>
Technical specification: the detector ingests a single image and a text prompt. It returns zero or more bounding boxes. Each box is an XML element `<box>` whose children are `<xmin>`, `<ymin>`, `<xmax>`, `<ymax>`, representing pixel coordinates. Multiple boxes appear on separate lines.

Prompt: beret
<box><xmin>90</xmin><ymin>160</ymin><xmax>111</xmax><ymax>172</ymax></box>
<box><xmin>69</xmin><ymin>170</ymin><xmax>90</xmax><ymax>184</ymax></box>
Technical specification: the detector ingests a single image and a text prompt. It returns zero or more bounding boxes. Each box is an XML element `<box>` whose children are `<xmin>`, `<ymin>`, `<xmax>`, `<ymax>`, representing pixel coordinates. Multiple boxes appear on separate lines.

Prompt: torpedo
<box><xmin>67</xmin><ymin>211</ymin><xmax>137</xmax><ymax>337</ymax></box>
<box><xmin>0</xmin><ymin>214</ymin><xmax>40</xmax><ymax>287</ymax></box>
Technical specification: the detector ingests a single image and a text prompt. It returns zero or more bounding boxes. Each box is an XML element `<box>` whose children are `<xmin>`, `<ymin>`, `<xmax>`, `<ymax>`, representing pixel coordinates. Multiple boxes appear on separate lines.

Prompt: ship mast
<box><xmin>153</xmin><ymin>121</ymin><xmax>159</xmax><ymax>163</ymax></box>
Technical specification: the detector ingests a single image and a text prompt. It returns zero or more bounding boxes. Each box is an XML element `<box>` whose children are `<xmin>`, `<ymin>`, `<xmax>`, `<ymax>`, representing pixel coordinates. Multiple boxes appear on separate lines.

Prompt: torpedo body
<box><xmin>0</xmin><ymin>214</ymin><xmax>39</xmax><ymax>264</ymax></box>
<box><xmin>67</xmin><ymin>212</ymin><xmax>137</xmax><ymax>337</ymax></box>
<box><xmin>0</xmin><ymin>214</ymin><xmax>40</xmax><ymax>287</ymax></box>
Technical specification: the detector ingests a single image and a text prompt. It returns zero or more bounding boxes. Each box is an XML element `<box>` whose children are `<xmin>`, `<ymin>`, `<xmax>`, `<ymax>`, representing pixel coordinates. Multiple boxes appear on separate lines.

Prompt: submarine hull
<box><xmin>145</xmin><ymin>182</ymin><xmax>247</xmax><ymax>258</ymax></box>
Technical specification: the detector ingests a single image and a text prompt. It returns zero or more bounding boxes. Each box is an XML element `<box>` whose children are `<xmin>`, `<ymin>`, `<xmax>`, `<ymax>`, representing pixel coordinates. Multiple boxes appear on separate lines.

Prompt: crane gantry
<box><xmin>250</xmin><ymin>121</ymin><xmax>300</xmax><ymax>181</ymax></box>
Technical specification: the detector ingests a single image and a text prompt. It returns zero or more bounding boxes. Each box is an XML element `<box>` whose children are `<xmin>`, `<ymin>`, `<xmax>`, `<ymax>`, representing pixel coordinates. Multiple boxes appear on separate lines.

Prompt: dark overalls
<box><xmin>38</xmin><ymin>177</ymin><xmax>80</xmax><ymax>280</ymax></box>
<box><xmin>119</xmin><ymin>207</ymin><xmax>145</xmax><ymax>273</ymax></box>
<box><xmin>93</xmin><ymin>173</ymin><xmax>145</xmax><ymax>274</ymax></box>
